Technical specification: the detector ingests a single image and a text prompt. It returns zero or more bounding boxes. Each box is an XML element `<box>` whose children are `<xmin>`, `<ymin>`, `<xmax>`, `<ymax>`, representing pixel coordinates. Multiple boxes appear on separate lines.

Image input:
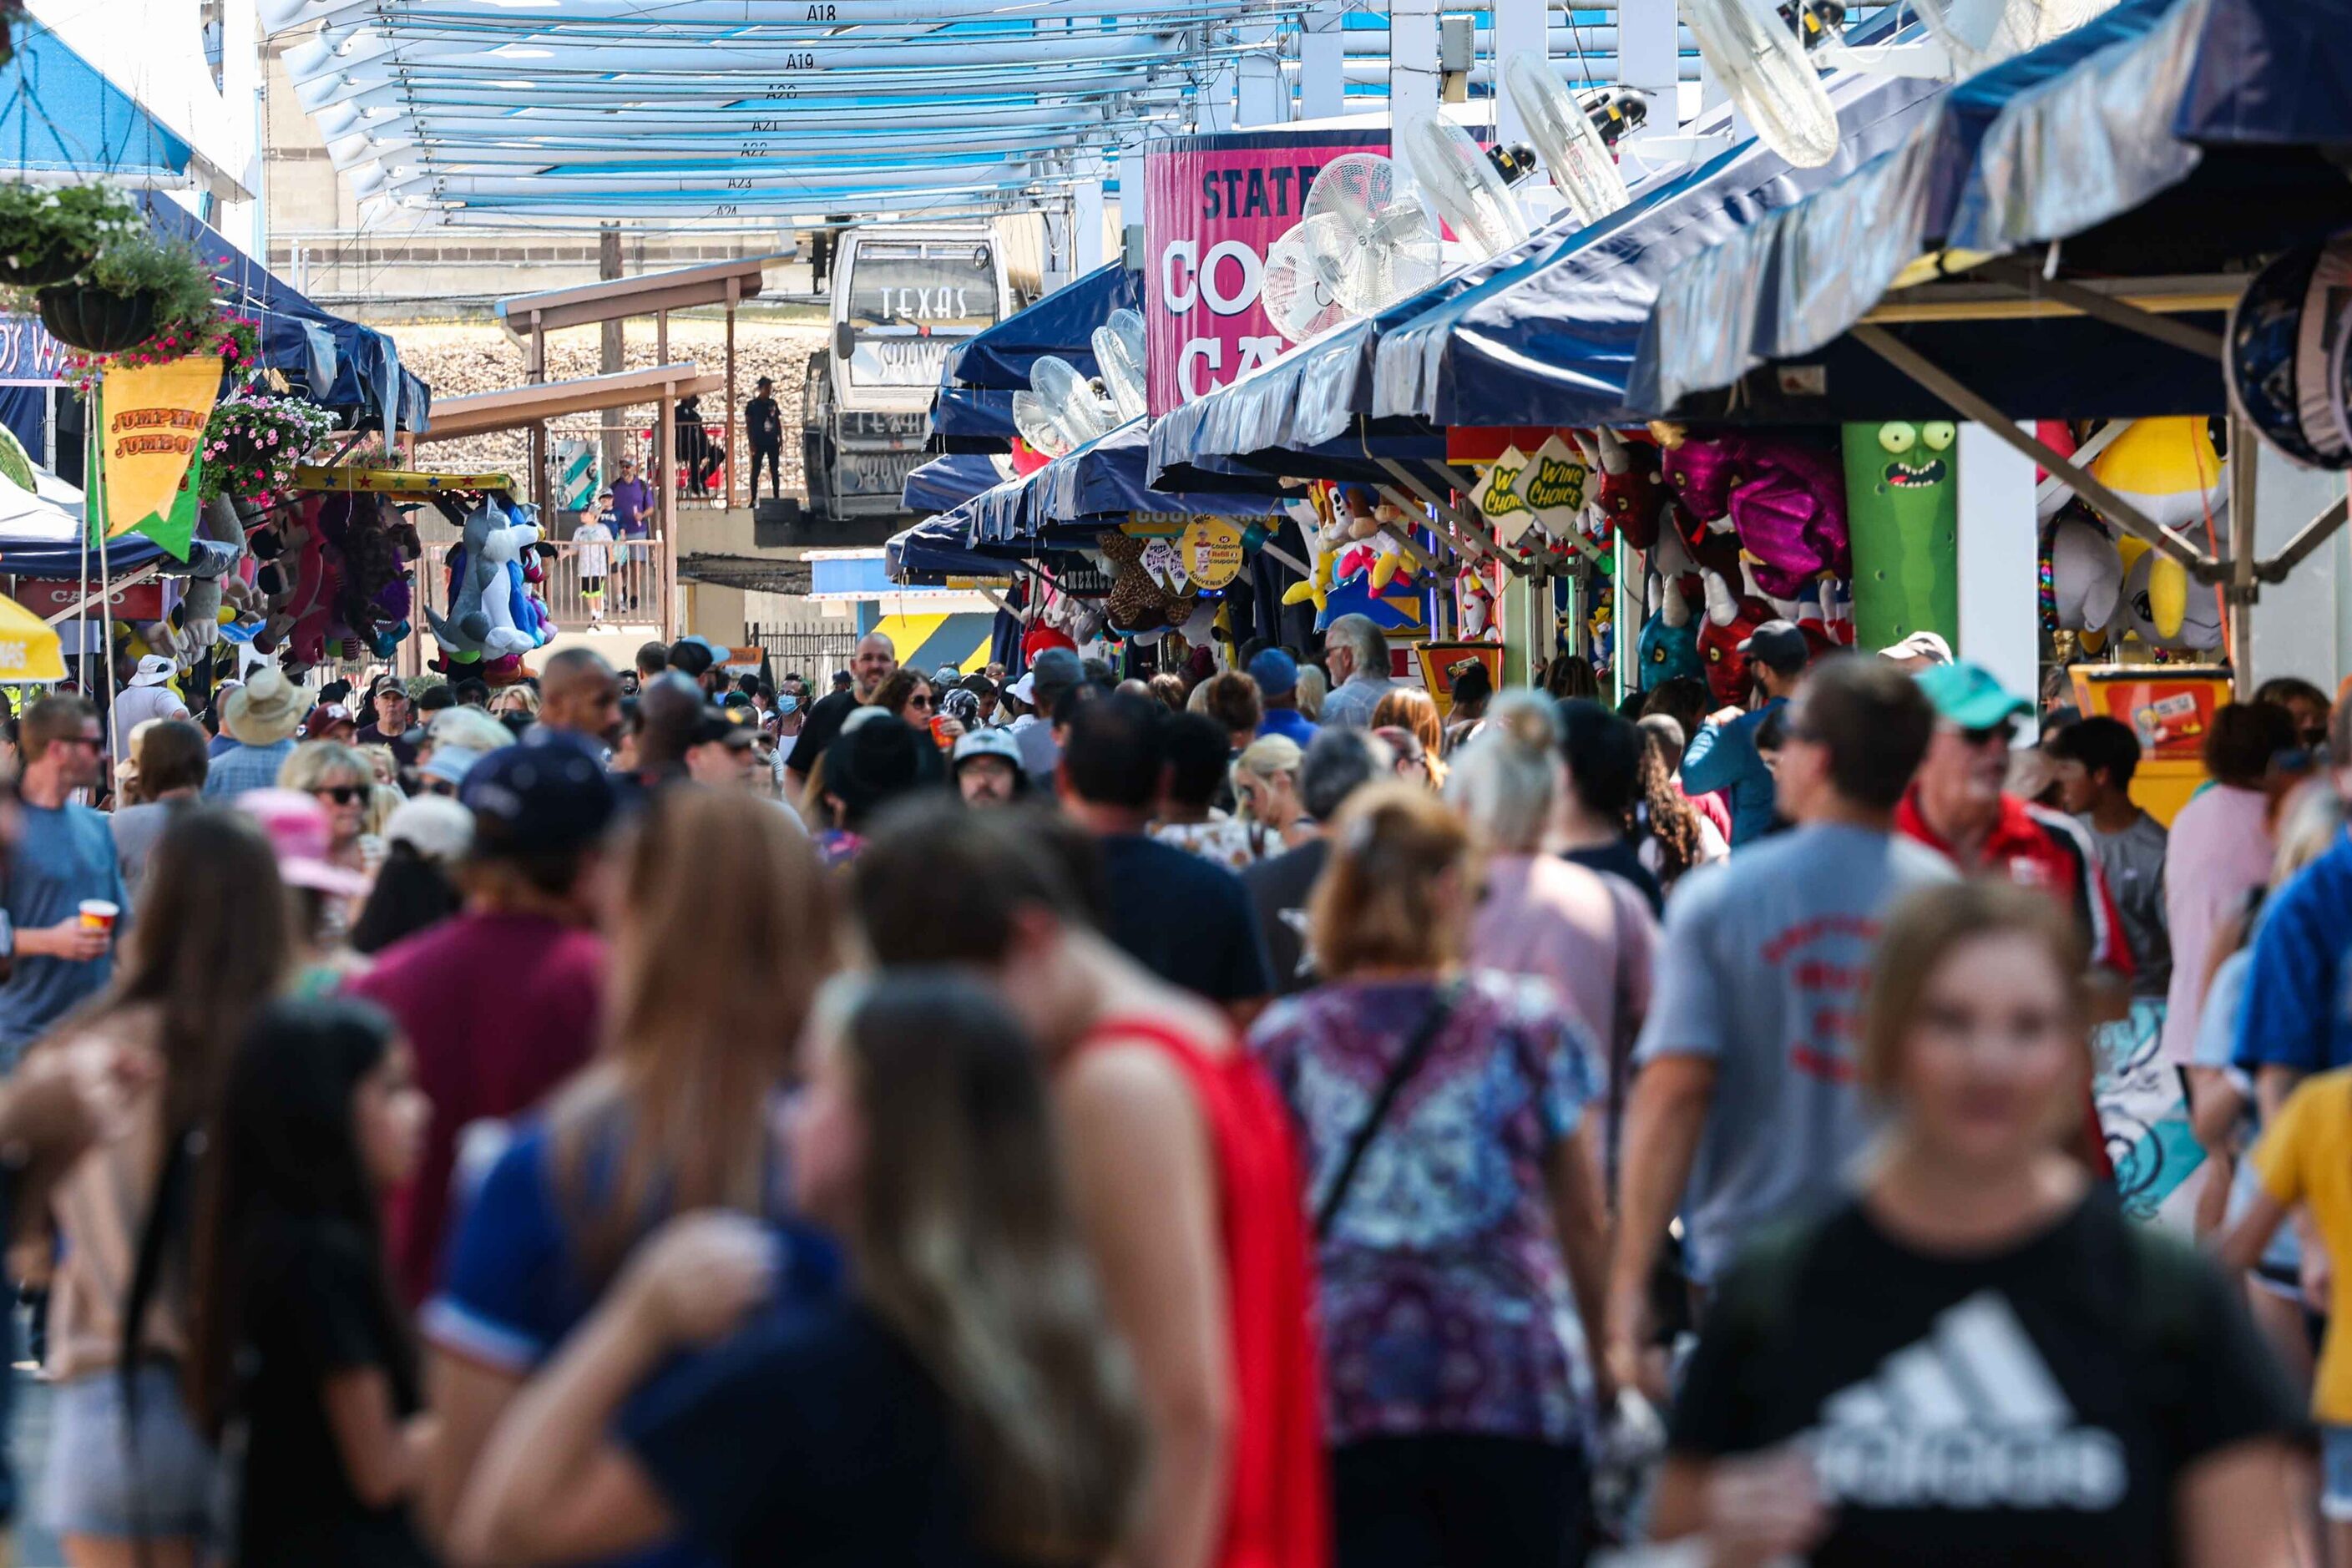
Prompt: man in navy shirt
<box><xmin>1682</xmin><ymin>619</ymin><xmax>1810</xmax><ymax>845</ymax></box>
<box><xmin>2235</xmin><ymin>699</ymin><xmax>2352</xmax><ymax>1129</ymax></box>
<box><xmin>1059</xmin><ymin>691</ymin><xmax>1272</xmax><ymax>1021</ymax></box>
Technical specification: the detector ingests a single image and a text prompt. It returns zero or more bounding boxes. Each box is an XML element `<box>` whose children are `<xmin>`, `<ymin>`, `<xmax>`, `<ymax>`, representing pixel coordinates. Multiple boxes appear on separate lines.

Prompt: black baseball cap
<box><xmin>1737</xmin><ymin>620</ymin><xmax>1812</xmax><ymax>675</ymax></box>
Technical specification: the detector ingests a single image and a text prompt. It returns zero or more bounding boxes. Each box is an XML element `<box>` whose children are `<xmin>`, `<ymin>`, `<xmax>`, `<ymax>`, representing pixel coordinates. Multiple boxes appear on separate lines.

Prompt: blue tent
<box><xmin>964</xmin><ymin>418</ymin><xmax>1275</xmax><ymax>544</ymax></box>
<box><xmin>141</xmin><ymin>195</ymin><xmax>432</xmax><ymax>431</ymax></box>
<box><xmin>1364</xmin><ymin>66</ymin><xmax>1948</xmax><ymax>432</ymax></box>
<box><xmin>1632</xmin><ymin>0</ymin><xmax>2352</xmax><ymax>421</ymax></box>
<box><xmin>902</xmin><ymin>450</ymin><xmax>1012</xmax><ymax>514</ymax></box>
<box><xmin>0</xmin><ymin>29</ymin><xmax>190</xmax><ymax>179</ymax></box>
<box><xmin>942</xmin><ymin>261</ymin><xmax>1141</xmax><ymax>390</ymax></box>
<box><xmin>1141</xmin><ymin>0</ymin><xmax>1930</xmax><ymax>473</ymax></box>
<box><xmin>930</xmin><ymin>385</ymin><xmax>1020</xmax><ymax>450</ymax></box>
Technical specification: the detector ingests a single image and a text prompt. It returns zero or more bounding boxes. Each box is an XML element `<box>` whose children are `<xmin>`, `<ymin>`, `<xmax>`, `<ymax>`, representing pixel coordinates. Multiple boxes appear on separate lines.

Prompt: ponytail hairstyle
<box><xmin>1308</xmin><ymin>780</ymin><xmax>1474</xmax><ymax>977</ymax></box>
<box><xmin>829</xmin><ymin>974</ymin><xmax>1143</xmax><ymax>1561</ymax></box>
<box><xmin>1444</xmin><ymin>691</ymin><xmax>1560</xmax><ymax>855</ymax></box>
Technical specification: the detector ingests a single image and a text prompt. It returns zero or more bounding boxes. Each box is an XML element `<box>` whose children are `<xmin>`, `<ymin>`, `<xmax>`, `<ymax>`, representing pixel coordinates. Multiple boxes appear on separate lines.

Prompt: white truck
<box><xmin>800</xmin><ymin>224</ymin><xmax>1014</xmax><ymax>526</ymax></box>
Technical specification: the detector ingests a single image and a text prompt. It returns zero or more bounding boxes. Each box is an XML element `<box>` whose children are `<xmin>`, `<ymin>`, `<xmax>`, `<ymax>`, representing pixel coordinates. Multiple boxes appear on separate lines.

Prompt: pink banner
<box><xmin>1142</xmin><ymin>129</ymin><xmax>1385</xmax><ymax>417</ymax></box>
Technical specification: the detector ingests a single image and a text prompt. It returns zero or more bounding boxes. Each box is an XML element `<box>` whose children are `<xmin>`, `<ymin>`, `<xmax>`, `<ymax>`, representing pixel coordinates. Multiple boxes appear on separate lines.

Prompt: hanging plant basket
<box><xmin>38</xmin><ymin>285</ymin><xmax>156</xmax><ymax>355</ymax></box>
<box><xmin>0</xmin><ymin>182</ymin><xmax>137</xmax><ymax>292</ymax></box>
<box><xmin>0</xmin><ymin>249</ymin><xmax>87</xmax><ymax>289</ymax></box>
<box><xmin>36</xmin><ymin>285</ymin><xmax>157</xmax><ymax>355</ymax></box>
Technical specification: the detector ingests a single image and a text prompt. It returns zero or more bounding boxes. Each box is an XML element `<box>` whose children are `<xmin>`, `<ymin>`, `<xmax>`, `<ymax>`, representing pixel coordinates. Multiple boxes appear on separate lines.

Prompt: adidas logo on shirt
<box><xmin>1802</xmin><ymin>1291</ymin><xmax>2127</xmax><ymax>1511</ymax></box>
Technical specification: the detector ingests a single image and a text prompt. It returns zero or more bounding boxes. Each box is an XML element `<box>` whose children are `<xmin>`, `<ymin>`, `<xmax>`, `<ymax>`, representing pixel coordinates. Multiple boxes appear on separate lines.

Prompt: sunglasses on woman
<box><xmin>312</xmin><ymin>785</ymin><xmax>365</xmax><ymax>807</ymax></box>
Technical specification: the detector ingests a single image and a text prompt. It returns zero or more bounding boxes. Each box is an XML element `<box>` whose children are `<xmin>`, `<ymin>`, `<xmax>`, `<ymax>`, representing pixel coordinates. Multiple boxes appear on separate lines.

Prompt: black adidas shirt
<box><xmin>1670</xmin><ymin>1193</ymin><xmax>2299</xmax><ymax>1566</ymax></box>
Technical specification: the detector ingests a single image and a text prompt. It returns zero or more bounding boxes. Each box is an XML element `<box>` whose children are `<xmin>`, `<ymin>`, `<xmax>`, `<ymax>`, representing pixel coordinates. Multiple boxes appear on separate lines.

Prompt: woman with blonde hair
<box><xmin>418</xmin><ymin>787</ymin><xmax>842</xmax><ymax>1542</ymax></box>
<box><xmin>1295</xmin><ymin>662</ymin><xmax>1328</xmax><ymax>722</ymax></box>
<box><xmin>491</xmin><ymin>684</ymin><xmax>540</xmax><ymax>723</ymax></box>
<box><xmin>1448</xmin><ymin>693</ymin><xmax>1657</xmax><ymax>1120</ymax></box>
<box><xmin>276</xmin><ymin>740</ymin><xmax>374</xmax><ymax>878</ymax></box>
<box><xmin>451</xmin><ymin>972</ymin><xmax>1146</xmax><ymax>1568</ymax></box>
<box><xmin>1371</xmin><ymin>686</ymin><xmax>1448</xmax><ymax>788</ymax></box>
<box><xmin>1655</xmin><ymin>880</ymin><xmax>2300</xmax><ymax>1568</ymax></box>
<box><xmin>1250</xmin><ymin>781</ymin><xmax>1611</xmax><ymax>1567</ymax></box>
<box><xmin>1232</xmin><ymin>731</ymin><xmax>1312</xmax><ymax>855</ymax></box>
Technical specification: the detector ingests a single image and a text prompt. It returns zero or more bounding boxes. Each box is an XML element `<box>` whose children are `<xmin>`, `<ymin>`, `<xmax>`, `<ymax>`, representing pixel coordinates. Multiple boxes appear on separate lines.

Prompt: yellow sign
<box><xmin>1181</xmin><ymin>516</ymin><xmax>1245</xmax><ymax>589</ymax></box>
<box><xmin>102</xmin><ymin>357</ymin><xmax>222</xmax><ymax>539</ymax></box>
<box><xmin>0</xmin><ymin>594</ymin><xmax>63</xmax><ymax>682</ymax></box>
<box><xmin>1469</xmin><ymin>446</ymin><xmax>1531</xmax><ymax>542</ymax></box>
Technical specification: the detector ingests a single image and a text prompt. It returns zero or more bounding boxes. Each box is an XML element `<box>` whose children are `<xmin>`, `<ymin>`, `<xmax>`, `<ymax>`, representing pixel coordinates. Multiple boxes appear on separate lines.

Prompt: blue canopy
<box><xmin>1150</xmin><ymin>8</ymin><xmax>1931</xmax><ymax>468</ymax></box>
<box><xmin>142</xmin><ymin>195</ymin><xmax>432</xmax><ymax>431</ymax></box>
<box><xmin>964</xmin><ymin>417</ymin><xmax>1275</xmax><ymax>544</ymax></box>
<box><xmin>1367</xmin><ymin>68</ymin><xmax>1948</xmax><ymax>431</ymax></box>
<box><xmin>887</xmin><ymin>509</ymin><xmax>1101</xmax><ymax>584</ymax></box>
<box><xmin>902</xmin><ymin>450</ymin><xmax>1013</xmax><ymax>514</ymax></box>
<box><xmin>0</xmin><ymin>29</ymin><xmax>190</xmax><ymax>178</ymax></box>
<box><xmin>942</xmin><ymin>261</ymin><xmax>1141</xmax><ymax>390</ymax></box>
<box><xmin>1633</xmin><ymin>0</ymin><xmax>2352</xmax><ymax>419</ymax></box>
<box><xmin>886</xmin><ymin>513</ymin><xmax>1014</xmax><ymax>584</ymax></box>
<box><xmin>929</xmin><ymin>385</ymin><xmax>1020</xmax><ymax>451</ymax></box>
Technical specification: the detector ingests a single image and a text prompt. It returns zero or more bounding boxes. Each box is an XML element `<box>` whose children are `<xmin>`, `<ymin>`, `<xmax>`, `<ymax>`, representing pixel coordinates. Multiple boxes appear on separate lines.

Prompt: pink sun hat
<box><xmin>237</xmin><ymin>787</ymin><xmax>371</xmax><ymax>897</ymax></box>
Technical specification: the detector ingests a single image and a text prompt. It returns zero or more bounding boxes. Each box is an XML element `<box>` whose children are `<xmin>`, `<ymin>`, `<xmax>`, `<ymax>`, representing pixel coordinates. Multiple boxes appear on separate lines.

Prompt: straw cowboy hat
<box><xmin>221</xmin><ymin>667</ymin><xmax>306</xmax><ymax>746</ymax></box>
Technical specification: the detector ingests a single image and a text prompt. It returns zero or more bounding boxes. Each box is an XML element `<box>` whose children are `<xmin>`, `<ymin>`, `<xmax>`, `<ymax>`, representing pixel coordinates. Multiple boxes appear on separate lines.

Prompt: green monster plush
<box><xmin>1844</xmin><ymin>420</ymin><xmax>1958</xmax><ymax>652</ymax></box>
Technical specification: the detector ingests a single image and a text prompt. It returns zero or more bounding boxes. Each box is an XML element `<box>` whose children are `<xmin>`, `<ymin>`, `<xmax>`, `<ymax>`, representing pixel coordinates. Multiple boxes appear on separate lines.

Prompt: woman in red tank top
<box><xmin>849</xmin><ymin>800</ymin><xmax>1333</xmax><ymax>1568</ymax></box>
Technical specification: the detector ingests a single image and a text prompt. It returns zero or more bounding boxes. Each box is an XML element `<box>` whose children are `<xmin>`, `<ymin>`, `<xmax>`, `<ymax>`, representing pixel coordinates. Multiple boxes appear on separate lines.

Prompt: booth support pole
<box><xmin>726</xmin><ymin>278</ymin><xmax>740</xmax><ymax>511</ymax></box>
<box><xmin>1955</xmin><ymin>423</ymin><xmax>2040</xmax><ymax>725</ymax></box>
<box><xmin>2228</xmin><ymin>416</ymin><xmax>2258</xmax><ymax>696</ymax></box>
<box><xmin>1388</xmin><ymin>0</ymin><xmax>1439</xmax><ymax>134</ymax></box>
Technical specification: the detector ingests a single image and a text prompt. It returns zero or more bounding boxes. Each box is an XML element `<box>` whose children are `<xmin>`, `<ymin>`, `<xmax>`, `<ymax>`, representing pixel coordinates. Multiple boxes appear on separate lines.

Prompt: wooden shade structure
<box><xmin>496</xmin><ymin>256</ymin><xmax>773</xmax><ymax>519</ymax></box>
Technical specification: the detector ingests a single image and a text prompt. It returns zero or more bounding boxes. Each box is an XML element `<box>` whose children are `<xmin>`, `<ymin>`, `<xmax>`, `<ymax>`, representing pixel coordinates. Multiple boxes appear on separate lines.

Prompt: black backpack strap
<box><xmin>1313</xmin><ymin>979</ymin><xmax>1466</xmax><ymax>1241</ymax></box>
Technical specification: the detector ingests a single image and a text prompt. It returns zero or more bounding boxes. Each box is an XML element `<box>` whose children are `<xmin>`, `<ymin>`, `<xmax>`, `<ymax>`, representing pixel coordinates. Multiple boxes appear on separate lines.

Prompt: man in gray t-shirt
<box><xmin>2046</xmin><ymin>715</ymin><xmax>2172</xmax><ymax>999</ymax></box>
<box><xmin>1608</xmin><ymin>656</ymin><xmax>1952</xmax><ymax>1387</ymax></box>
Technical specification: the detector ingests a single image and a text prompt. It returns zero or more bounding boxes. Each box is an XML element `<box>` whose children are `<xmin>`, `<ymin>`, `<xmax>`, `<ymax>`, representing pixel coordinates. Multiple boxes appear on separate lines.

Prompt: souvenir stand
<box><xmin>917</xmin><ymin>417</ymin><xmax>1292</xmax><ymax>675</ymax></box>
<box><xmin>1606</xmin><ymin>0</ymin><xmax>2352</xmax><ymax>1230</ymax></box>
<box><xmin>904</xmin><ymin>262</ymin><xmax>1146</xmax><ymax>660</ymax></box>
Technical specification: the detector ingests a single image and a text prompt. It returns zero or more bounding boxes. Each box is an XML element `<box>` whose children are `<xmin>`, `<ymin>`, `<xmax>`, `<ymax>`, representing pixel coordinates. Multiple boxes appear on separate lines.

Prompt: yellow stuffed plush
<box><xmin>2087</xmin><ymin>418</ymin><xmax>2225</xmax><ymax>644</ymax></box>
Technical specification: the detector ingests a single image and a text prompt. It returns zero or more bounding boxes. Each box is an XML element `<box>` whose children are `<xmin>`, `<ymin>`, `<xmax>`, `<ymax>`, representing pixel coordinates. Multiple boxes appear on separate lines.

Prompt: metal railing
<box><xmin>748</xmin><ymin>623</ymin><xmax>861</xmax><ymax>677</ymax></box>
<box><xmin>488</xmin><ymin>418</ymin><xmax>792</xmax><ymax>515</ymax></box>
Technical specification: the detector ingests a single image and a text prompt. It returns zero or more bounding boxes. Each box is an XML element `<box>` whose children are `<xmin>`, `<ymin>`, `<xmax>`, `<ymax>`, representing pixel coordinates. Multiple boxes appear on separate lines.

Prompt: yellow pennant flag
<box><xmin>101</xmin><ymin>356</ymin><xmax>222</xmax><ymax>539</ymax></box>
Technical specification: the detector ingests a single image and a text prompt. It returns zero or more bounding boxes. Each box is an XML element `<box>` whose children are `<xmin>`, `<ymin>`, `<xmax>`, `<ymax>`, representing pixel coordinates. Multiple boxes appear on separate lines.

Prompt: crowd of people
<box><xmin>0</xmin><ymin>605</ymin><xmax>2344</xmax><ymax>1567</ymax></box>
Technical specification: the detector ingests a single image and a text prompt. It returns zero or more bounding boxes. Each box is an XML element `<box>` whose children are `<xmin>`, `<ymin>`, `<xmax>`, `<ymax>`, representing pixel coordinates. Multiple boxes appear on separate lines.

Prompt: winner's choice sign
<box><xmin>1142</xmin><ymin>129</ymin><xmax>1384</xmax><ymax>417</ymax></box>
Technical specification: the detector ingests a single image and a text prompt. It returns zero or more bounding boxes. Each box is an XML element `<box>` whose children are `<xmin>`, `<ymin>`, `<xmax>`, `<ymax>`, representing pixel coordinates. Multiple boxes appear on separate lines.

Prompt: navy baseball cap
<box><xmin>1029</xmin><ymin>646</ymin><xmax>1085</xmax><ymax>703</ymax></box>
<box><xmin>461</xmin><ymin>742</ymin><xmax>617</xmax><ymax>856</ymax></box>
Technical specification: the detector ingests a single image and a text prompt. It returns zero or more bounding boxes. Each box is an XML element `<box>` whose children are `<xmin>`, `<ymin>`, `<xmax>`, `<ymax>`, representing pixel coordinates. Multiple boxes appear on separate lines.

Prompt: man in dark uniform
<box><xmin>744</xmin><ymin>376</ymin><xmax>784</xmax><ymax>500</ymax></box>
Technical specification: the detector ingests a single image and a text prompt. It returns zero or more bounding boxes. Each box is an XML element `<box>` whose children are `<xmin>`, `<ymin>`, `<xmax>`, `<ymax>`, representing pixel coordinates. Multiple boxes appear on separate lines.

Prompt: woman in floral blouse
<box><xmin>1249</xmin><ymin>781</ymin><xmax>1611</xmax><ymax>1568</ymax></box>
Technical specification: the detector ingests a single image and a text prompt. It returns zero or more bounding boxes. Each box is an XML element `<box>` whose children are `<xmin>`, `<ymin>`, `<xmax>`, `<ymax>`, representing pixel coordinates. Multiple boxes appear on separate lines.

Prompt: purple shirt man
<box><xmin>609</xmin><ymin>461</ymin><xmax>655</xmax><ymax>539</ymax></box>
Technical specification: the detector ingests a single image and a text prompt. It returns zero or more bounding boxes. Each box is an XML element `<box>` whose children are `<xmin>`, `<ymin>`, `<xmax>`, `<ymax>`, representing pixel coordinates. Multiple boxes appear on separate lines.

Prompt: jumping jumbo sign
<box><xmin>1142</xmin><ymin>129</ymin><xmax>1385</xmax><ymax>417</ymax></box>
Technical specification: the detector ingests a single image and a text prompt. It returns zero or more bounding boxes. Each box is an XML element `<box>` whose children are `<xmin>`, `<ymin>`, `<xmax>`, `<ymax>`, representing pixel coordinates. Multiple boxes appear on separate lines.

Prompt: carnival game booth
<box><xmin>1623</xmin><ymin>0</ymin><xmax>2352</xmax><ymax>732</ymax></box>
